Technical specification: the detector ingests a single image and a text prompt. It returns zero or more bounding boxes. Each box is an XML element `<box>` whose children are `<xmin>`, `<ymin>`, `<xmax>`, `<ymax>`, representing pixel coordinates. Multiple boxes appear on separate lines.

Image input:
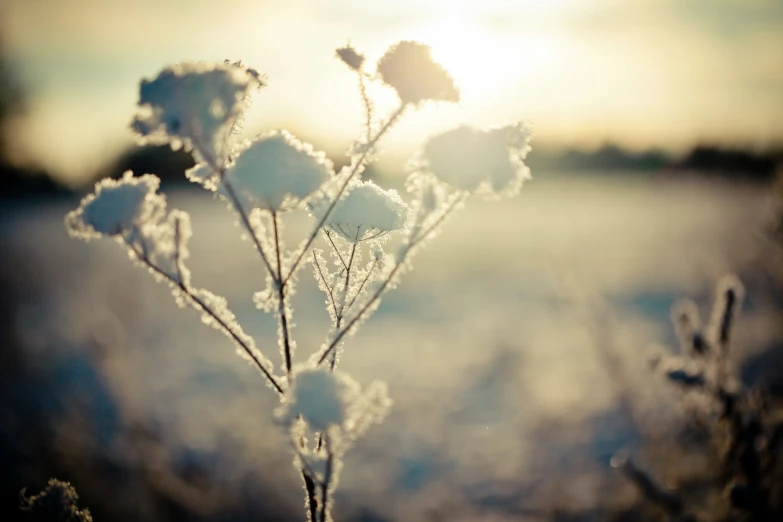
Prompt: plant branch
<box><xmin>337</xmin><ymin>239</ymin><xmax>359</xmax><ymax>322</ymax></box>
<box><xmin>272</xmin><ymin>211</ymin><xmax>293</xmax><ymax>375</ymax></box>
<box><xmin>319</xmin><ymin>439</ymin><xmax>334</xmax><ymax>522</ymax></box>
<box><xmin>344</xmin><ymin>257</ymin><xmax>378</xmax><ymax>312</ymax></box>
<box><xmin>324</xmin><ymin>230</ymin><xmax>349</xmax><ymax>271</ymax></box>
<box><xmin>358</xmin><ymin>72</ymin><xmax>373</xmax><ymax>143</ymax></box>
<box><xmin>318</xmin><ymin>194</ymin><xmax>465</xmax><ymax>365</ymax></box>
<box><xmin>125</xmin><ymin>237</ymin><xmax>284</xmax><ymax>395</ymax></box>
<box><xmin>312</xmin><ymin>251</ymin><xmax>339</xmax><ymax>321</ymax></box>
<box><xmin>192</xmin><ymin>135</ymin><xmax>279</xmax><ymax>284</ymax></box>
<box><xmin>281</xmin><ymin>103</ymin><xmax>406</xmax><ymax>288</ymax></box>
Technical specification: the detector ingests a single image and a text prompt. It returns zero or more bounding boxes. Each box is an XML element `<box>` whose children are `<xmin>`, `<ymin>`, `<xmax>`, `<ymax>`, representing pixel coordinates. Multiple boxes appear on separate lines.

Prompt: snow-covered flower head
<box><xmin>282</xmin><ymin>368</ymin><xmax>358</xmax><ymax>432</ymax></box>
<box><xmin>280</xmin><ymin>367</ymin><xmax>391</xmax><ymax>438</ymax></box>
<box><xmin>209</xmin><ymin>130</ymin><xmax>333</xmax><ymax>212</ymax></box>
<box><xmin>131</xmin><ymin>61</ymin><xmax>263</xmax><ymax>164</ymax></box>
<box><xmin>377</xmin><ymin>41</ymin><xmax>459</xmax><ymax>105</ymax></box>
<box><xmin>313</xmin><ymin>180</ymin><xmax>410</xmax><ymax>243</ymax></box>
<box><xmin>411</xmin><ymin>122</ymin><xmax>533</xmax><ymax>198</ymax></box>
<box><xmin>65</xmin><ymin>171</ymin><xmax>165</xmax><ymax>240</ymax></box>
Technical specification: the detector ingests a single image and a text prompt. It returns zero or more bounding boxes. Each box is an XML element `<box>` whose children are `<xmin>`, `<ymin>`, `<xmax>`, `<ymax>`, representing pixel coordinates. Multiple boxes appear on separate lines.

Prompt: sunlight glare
<box><xmin>412</xmin><ymin>16</ymin><xmax>560</xmax><ymax>103</ymax></box>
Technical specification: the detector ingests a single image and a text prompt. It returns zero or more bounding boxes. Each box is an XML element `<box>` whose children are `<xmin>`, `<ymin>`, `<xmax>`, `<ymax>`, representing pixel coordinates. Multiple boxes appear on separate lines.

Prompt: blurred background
<box><xmin>1</xmin><ymin>0</ymin><xmax>782</xmax><ymax>520</ymax></box>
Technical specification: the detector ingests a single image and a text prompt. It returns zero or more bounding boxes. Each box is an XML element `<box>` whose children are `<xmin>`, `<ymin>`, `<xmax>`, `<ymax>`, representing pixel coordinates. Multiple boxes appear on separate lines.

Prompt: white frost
<box><xmin>131</xmin><ymin>61</ymin><xmax>261</xmax><ymax>164</ymax></box>
<box><xmin>313</xmin><ymin>181</ymin><xmax>410</xmax><ymax>243</ymax></box>
<box><xmin>412</xmin><ymin>122</ymin><xmax>533</xmax><ymax>197</ymax></box>
<box><xmin>281</xmin><ymin>366</ymin><xmax>391</xmax><ymax>443</ymax></box>
<box><xmin>65</xmin><ymin>171</ymin><xmax>165</xmax><ymax>239</ymax></box>
<box><xmin>285</xmin><ymin>368</ymin><xmax>355</xmax><ymax>432</ymax></box>
<box><xmin>220</xmin><ymin>130</ymin><xmax>332</xmax><ymax>212</ymax></box>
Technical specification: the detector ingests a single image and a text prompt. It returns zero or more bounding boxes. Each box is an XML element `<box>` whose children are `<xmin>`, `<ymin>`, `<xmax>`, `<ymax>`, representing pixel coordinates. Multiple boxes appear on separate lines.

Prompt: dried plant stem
<box><xmin>303</xmin><ymin>472</ymin><xmax>318</xmax><ymax>522</ymax></box>
<box><xmin>125</xmin><ymin>237</ymin><xmax>284</xmax><ymax>395</ymax></box>
<box><xmin>358</xmin><ymin>72</ymin><xmax>373</xmax><ymax>143</ymax></box>
<box><xmin>313</xmin><ymin>251</ymin><xmax>339</xmax><ymax>320</ymax></box>
<box><xmin>192</xmin><ymin>136</ymin><xmax>279</xmax><ymax>285</ymax></box>
<box><xmin>318</xmin><ymin>194</ymin><xmax>465</xmax><ymax>364</ymax></box>
<box><xmin>272</xmin><ymin>211</ymin><xmax>293</xmax><ymax>374</ymax></box>
<box><xmin>344</xmin><ymin>258</ymin><xmax>378</xmax><ymax>321</ymax></box>
<box><xmin>319</xmin><ymin>439</ymin><xmax>334</xmax><ymax>522</ymax></box>
<box><xmin>281</xmin><ymin>103</ymin><xmax>406</xmax><ymax>288</ymax></box>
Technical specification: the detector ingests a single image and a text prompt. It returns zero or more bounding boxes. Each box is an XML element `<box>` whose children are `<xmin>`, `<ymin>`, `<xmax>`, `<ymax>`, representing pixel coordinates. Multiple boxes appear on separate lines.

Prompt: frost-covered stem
<box><xmin>313</xmin><ymin>252</ymin><xmax>339</xmax><ymax>320</ymax></box>
<box><xmin>344</xmin><ymin>258</ymin><xmax>378</xmax><ymax>312</ymax></box>
<box><xmin>173</xmin><ymin>216</ymin><xmax>185</xmax><ymax>283</ymax></box>
<box><xmin>358</xmin><ymin>72</ymin><xmax>373</xmax><ymax>143</ymax></box>
<box><xmin>324</xmin><ymin>230</ymin><xmax>348</xmax><ymax>271</ymax></box>
<box><xmin>272</xmin><ymin>211</ymin><xmax>293</xmax><ymax>374</ymax></box>
<box><xmin>329</xmin><ymin>236</ymin><xmax>360</xmax><ymax>369</ymax></box>
<box><xmin>125</xmin><ymin>238</ymin><xmax>284</xmax><ymax>395</ymax></box>
<box><xmin>319</xmin><ymin>438</ymin><xmax>334</xmax><ymax>522</ymax></box>
<box><xmin>222</xmin><ymin>179</ymin><xmax>279</xmax><ymax>284</ymax></box>
<box><xmin>318</xmin><ymin>195</ymin><xmax>465</xmax><ymax>364</ymax></box>
<box><xmin>303</xmin><ymin>472</ymin><xmax>319</xmax><ymax>522</ymax></box>
<box><xmin>281</xmin><ymin>104</ymin><xmax>406</xmax><ymax>287</ymax></box>
<box><xmin>193</xmin><ymin>135</ymin><xmax>279</xmax><ymax>284</ymax></box>
<box><xmin>337</xmin><ymin>239</ymin><xmax>359</xmax><ymax>322</ymax></box>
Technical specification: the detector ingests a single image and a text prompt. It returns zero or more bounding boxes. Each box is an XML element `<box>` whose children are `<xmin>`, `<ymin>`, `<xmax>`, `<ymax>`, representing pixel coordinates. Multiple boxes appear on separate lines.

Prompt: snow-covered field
<box><xmin>3</xmin><ymin>174</ymin><xmax>780</xmax><ymax>520</ymax></box>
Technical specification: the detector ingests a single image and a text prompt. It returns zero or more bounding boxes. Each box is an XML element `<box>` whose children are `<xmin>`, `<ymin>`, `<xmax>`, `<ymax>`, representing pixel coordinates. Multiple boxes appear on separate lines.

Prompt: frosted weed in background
<box><xmin>64</xmin><ymin>41</ymin><xmax>532</xmax><ymax>521</ymax></box>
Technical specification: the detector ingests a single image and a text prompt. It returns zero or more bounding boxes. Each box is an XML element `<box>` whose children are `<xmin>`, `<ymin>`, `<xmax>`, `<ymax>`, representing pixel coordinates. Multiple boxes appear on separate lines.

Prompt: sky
<box><xmin>2</xmin><ymin>0</ymin><xmax>783</xmax><ymax>184</ymax></box>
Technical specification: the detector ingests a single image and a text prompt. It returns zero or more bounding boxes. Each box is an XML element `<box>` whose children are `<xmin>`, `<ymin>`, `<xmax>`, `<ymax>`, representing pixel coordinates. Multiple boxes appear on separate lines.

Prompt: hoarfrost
<box><xmin>283</xmin><ymin>368</ymin><xmax>357</xmax><ymax>432</ymax></box>
<box><xmin>65</xmin><ymin>171</ymin><xmax>165</xmax><ymax>239</ymax></box>
<box><xmin>411</xmin><ymin>122</ymin><xmax>533</xmax><ymax>198</ymax></box>
<box><xmin>131</xmin><ymin>61</ymin><xmax>262</xmax><ymax>165</ymax></box>
<box><xmin>280</xmin><ymin>367</ymin><xmax>390</xmax><ymax>444</ymax></box>
<box><xmin>220</xmin><ymin>130</ymin><xmax>332</xmax><ymax>212</ymax></box>
<box><xmin>312</xmin><ymin>180</ymin><xmax>410</xmax><ymax>243</ymax></box>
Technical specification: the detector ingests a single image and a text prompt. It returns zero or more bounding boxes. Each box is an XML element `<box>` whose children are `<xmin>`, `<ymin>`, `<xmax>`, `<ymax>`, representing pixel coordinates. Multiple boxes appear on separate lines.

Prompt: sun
<box><xmin>409</xmin><ymin>15</ymin><xmax>559</xmax><ymax>103</ymax></box>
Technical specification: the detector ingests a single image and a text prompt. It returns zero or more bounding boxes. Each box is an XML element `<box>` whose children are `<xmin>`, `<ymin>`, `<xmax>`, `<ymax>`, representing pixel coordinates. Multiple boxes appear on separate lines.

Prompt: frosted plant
<box><xmin>65</xmin><ymin>40</ymin><xmax>533</xmax><ymax>521</ymax></box>
<box><xmin>618</xmin><ymin>276</ymin><xmax>783</xmax><ymax>520</ymax></box>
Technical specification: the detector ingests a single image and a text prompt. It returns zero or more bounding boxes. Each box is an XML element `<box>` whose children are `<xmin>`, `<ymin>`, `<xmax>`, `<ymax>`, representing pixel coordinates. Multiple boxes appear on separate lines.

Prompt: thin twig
<box><xmin>303</xmin><ymin>472</ymin><xmax>318</xmax><ymax>522</ymax></box>
<box><xmin>323</xmin><ymin>230</ymin><xmax>349</xmax><ymax>271</ymax></box>
<box><xmin>313</xmin><ymin>252</ymin><xmax>339</xmax><ymax>320</ymax></box>
<box><xmin>344</xmin><ymin>258</ymin><xmax>378</xmax><ymax>312</ymax></box>
<box><xmin>272</xmin><ymin>211</ymin><xmax>293</xmax><ymax>375</ymax></box>
<box><xmin>319</xmin><ymin>439</ymin><xmax>334</xmax><ymax>522</ymax></box>
<box><xmin>223</xmin><ymin>180</ymin><xmax>278</xmax><ymax>283</ymax></box>
<box><xmin>358</xmin><ymin>72</ymin><xmax>373</xmax><ymax>143</ymax></box>
<box><xmin>318</xmin><ymin>194</ymin><xmax>465</xmax><ymax>365</ymax></box>
<box><xmin>125</xmin><ymin>237</ymin><xmax>284</xmax><ymax>395</ymax></box>
<box><xmin>281</xmin><ymin>104</ymin><xmax>406</xmax><ymax>288</ymax></box>
<box><xmin>337</xmin><ymin>239</ymin><xmax>359</xmax><ymax>321</ymax></box>
<box><xmin>192</xmin><ymin>134</ymin><xmax>279</xmax><ymax>284</ymax></box>
<box><xmin>173</xmin><ymin>216</ymin><xmax>185</xmax><ymax>283</ymax></box>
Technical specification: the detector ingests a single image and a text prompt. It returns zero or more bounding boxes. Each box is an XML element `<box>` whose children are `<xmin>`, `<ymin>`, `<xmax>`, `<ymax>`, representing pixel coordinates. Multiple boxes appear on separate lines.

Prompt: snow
<box><xmin>414</xmin><ymin>122</ymin><xmax>533</xmax><ymax>197</ymax></box>
<box><xmin>131</xmin><ymin>61</ymin><xmax>261</xmax><ymax>165</ymax></box>
<box><xmin>313</xmin><ymin>180</ymin><xmax>410</xmax><ymax>243</ymax></box>
<box><xmin>65</xmin><ymin>171</ymin><xmax>164</xmax><ymax>239</ymax></box>
<box><xmin>220</xmin><ymin>131</ymin><xmax>332</xmax><ymax>212</ymax></box>
<box><xmin>285</xmin><ymin>368</ymin><xmax>353</xmax><ymax>432</ymax></box>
